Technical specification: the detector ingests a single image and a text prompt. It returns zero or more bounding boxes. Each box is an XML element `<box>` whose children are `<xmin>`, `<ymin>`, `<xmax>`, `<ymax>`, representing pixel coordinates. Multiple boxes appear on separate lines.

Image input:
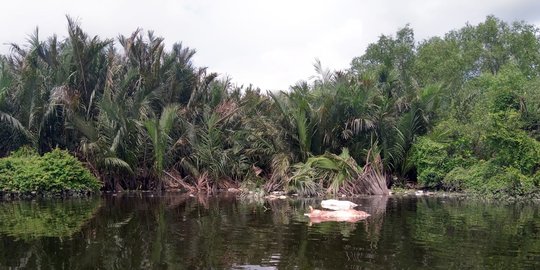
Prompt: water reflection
<box><xmin>0</xmin><ymin>198</ymin><xmax>101</xmax><ymax>239</ymax></box>
<box><xmin>0</xmin><ymin>194</ymin><xmax>538</xmax><ymax>269</ymax></box>
<box><xmin>0</xmin><ymin>198</ymin><xmax>102</xmax><ymax>269</ymax></box>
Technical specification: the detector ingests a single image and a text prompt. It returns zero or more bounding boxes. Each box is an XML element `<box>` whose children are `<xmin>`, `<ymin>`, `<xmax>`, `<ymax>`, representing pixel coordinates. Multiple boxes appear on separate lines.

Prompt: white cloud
<box><xmin>0</xmin><ymin>0</ymin><xmax>539</xmax><ymax>90</ymax></box>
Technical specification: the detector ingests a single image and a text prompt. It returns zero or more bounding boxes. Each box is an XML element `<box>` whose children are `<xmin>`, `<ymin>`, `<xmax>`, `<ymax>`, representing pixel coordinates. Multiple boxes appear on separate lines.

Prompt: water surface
<box><xmin>0</xmin><ymin>194</ymin><xmax>538</xmax><ymax>269</ymax></box>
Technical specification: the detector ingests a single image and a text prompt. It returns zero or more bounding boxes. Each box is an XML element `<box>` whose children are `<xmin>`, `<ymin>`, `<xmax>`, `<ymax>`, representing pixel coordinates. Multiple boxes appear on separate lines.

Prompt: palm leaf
<box><xmin>0</xmin><ymin>111</ymin><xmax>33</xmax><ymax>141</ymax></box>
<box><xmin>103</xmin><ymin>157</ymin><xmax>133</xmax><ymax>173</ymax></box>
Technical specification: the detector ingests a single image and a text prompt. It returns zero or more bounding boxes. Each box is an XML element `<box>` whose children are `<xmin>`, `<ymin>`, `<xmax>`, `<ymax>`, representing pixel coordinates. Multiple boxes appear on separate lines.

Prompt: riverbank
<box><xmin>0</xmin><ymin>146</ymin><xmax>535</xmax><ymax>202</ymax></box>
<box><xmin>234</xmin><ymin>186</ymin><xmax>540</xmax><ymax>203</ymax></box>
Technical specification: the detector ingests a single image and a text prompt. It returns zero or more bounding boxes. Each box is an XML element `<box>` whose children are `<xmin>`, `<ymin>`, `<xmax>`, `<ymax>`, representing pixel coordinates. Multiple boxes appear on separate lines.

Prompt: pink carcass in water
<box><xmin>304</xmin><ymin>206</ymin><xmax>370</xmax><ymax>223</ymax></box>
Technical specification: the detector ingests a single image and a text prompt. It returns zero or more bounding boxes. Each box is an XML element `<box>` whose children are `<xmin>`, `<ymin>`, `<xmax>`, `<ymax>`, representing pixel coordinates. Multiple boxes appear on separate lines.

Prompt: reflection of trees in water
<box><xmin>3</xmin><ymin>195</ymin><xmax>537</xmax><ymax>269</ymax></box>
<box><xmin>0</xmin><ymin>198</ymin><xmax>102</xmax><ymax>269</ymax></box>
<box><xmin>256</xmin><ymin>196</ymin><xmax>390</xmax><ymax>269</ymax></box>
<box><xmin>359</xmin><ymin>195</ymin><xmax>388</xmax><ymax>245</ymax></box>
<box><xmin>113</xmin><ymin>195</ymin><xmax>387</xmax><ymax>269</ymax></box>
<box><xmin>0</xmin><ymin>198</ymin><xmax>101</xmax><ymax>239</ymax></box>
<box><xmin>0</xmin><ymin>194</ymin><xmax>389</xmax><ymax>269</ymax></box>
<box><xmin>408</xmin><ymin>198</ymin><xmax>540</xmax><ymax>269</ymax></box>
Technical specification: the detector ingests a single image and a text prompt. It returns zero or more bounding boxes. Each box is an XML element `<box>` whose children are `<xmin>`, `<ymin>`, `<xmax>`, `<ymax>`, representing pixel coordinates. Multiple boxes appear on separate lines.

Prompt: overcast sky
<box><xmin>1</xmin><ymin>0</ymin><xmax>539</xmax><ymax>90</ymax></box>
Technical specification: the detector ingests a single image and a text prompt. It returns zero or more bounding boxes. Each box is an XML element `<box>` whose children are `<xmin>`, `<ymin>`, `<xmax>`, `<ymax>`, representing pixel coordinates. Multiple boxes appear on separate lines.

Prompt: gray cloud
<box><xmin>491</xmin><ymin>0</ymin><xmax>540</xmax><ymax>23</ymax></box>
<box><xmin>0</xmin><ymin>0</ymin><xmax>538</xmax><ymax>90</ymax></box>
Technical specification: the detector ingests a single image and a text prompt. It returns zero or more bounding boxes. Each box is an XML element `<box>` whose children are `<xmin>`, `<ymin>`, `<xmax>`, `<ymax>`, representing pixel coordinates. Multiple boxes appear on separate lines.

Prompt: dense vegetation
<box><xmin>0</xmin><ymin>16</ymin><xmax>539</xmax><ymax>197</ymax></box>
<box><xmin>0</xmin><ymin>147</ymin><xmax>100</xmax><ymax>194</ymax></box>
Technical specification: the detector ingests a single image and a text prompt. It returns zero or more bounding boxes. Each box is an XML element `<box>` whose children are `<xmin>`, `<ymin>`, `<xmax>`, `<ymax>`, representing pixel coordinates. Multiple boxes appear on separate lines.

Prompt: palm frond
<box><xmin>103</xmin><ymin>157</ymin><xmax>133</xmax><ymax>174</ymax></box>
<box><xmin>0</xmin><ymin>111</ymin><xmax>33</xmax><ymax>141</ymax></box>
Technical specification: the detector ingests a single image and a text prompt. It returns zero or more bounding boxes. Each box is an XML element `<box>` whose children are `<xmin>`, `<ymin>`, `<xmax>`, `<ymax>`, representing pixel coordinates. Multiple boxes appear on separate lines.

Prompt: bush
<box><xmin>0</xmin><ymin>147</ymin><xmax>100</xmax><ymax>194</ymax></box>
<box><xmin>410</xmin><ymin>137</ymin><xmax>448</xmax><ymax>188</ymax></box>
<box><xmin>412</xmin><ymin>88</ymin><xmax>540</xmax><ymax>198</ymax></box>
<box><xmin>411</xmin><ymin>131</ymin><xmax>475</xmax><ymax>188</ymax></box>
<box><xmin>486</xmin><ymin>111</ymin><xmax>540</xmax><ymax>175</ymax></box>
<box><xmin>442</xmin><ymin>161</ymin><xmax>538</xmax><ymax>198</ymax></box>
<box><xmin>441</xmin><ymin>167</ymin><xmax>470</xmax><ymax>191</ymax></box>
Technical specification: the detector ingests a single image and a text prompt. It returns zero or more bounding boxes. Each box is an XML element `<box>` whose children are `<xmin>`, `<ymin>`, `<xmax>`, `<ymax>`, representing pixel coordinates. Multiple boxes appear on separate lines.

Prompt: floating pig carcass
<box><xmin>304</xmin><ymin>206</ymin><xmax>370</xmax><ymax>223</ymax></box>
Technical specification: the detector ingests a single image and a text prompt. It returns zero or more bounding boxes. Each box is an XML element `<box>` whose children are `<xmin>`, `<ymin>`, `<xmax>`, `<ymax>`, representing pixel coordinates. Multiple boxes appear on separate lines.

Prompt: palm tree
<box><xmin>145</xmin><ymin>104</ymin><xmax>179</xmax><ymax>185</ymax></box>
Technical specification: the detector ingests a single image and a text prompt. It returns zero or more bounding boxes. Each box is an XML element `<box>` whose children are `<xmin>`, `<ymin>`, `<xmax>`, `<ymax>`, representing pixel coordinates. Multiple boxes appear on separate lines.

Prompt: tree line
<box><xmin>1</xmin><ymin>16</ymin><xmax>539</xmax><ymax>197</ymax></box>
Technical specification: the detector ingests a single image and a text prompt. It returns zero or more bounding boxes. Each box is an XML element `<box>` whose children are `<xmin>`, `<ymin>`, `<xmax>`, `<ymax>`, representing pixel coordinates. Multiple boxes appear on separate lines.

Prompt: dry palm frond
<box><xmin>341</xmin><ymin>146</ymin><xmax>389</xmax><ymax>195</ymax></box>
<box><xmin>264</xmin><ymin>153</ymin><xmax>290</xmax><ymax>192</ymax></box>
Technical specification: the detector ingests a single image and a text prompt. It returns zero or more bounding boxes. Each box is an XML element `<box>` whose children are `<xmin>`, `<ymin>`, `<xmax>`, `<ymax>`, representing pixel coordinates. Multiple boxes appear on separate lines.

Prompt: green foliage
<box><xmin>413</xmin><ymin>103</ymin><xmax>540</xmax><ymax>197</ymax></box>
<box><xmin>0</xmin><ymin>147</ymin><xmax>100</xmax><ymax>193</ymax></box>
<box><xmin>412</xmin><ymin>69</ymin><xmax>540</xmax><ymax>197</ymax></box>
<box><xmin>411</xmin><ymin>137</ymin><xmax>450</xmax><ymax>188</ymax></box>
<box><xmin>486</xmin><ymin>112</ymin><xmax>540</xmax><ymax>174</ymax></box>
<box><xmin>411</xmin><ymin>120</ymin><xmax>476</xmax><ymax>188</ymax></box>
<box><xmin>0</xmin><ymin>16</ymin><xmax>539</xmax><ymax>198</ymax></box>
<box><xmin>443</xmin><ymin>162</ymin><xmax>538</xmax><ymax>198</ymax></box>
<box><xmin>145</xmin><ymin>104</ymin><xmax>179</xmax><ymax>178</ymax></box>
<box><xmin>286</xmin><ymin>148</ymin><xmax>388</xmax><ymax>196</ymax></box>
<box><xmin>288</xmin><ymin>149</ymin><xmax>360</xmax><ymax>196</ymax></box>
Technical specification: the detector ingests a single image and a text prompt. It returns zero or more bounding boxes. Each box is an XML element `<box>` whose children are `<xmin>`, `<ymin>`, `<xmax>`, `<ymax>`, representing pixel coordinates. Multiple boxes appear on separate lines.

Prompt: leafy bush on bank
<box><xmin>411</xmin><ymin>67</ymin><xmax>540</xmax><ymax>198</ymax></box>
<box><xmin>0</xmin><ymin>147</ymin><xmax>100</xmax><ymax>194</ymax></box>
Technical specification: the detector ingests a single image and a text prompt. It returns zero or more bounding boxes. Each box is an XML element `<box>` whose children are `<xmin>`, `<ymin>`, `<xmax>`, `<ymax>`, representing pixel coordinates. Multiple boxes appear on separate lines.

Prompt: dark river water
<box><xmin>0</xmin><ymin>193</ymin><xmax>539</xmax><ymax>269</ymax></box>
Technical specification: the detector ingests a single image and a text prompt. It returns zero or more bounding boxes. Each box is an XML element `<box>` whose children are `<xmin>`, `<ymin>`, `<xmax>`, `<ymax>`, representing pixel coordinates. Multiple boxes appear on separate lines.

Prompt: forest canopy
<box><xmin>0</xmin><ymin>15</ymin><xmax>539</xmax><ymax>198</ymax></box>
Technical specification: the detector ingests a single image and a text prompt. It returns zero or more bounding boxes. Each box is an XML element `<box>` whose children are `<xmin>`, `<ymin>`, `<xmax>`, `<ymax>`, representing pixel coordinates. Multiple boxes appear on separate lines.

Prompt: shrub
<box><xmin>412</xmin><ymin>100</ymin><xmax>540</xmax><ymax>198</ymax></box>
<box><xmin>0</xmin><ymin>147</ymin><xmax>100</xmax><ymax>194</ymax></box>
<box><xmin>410</xmin><ymin>137</ymin><xmax>448</xmax><ymax>188</ymax></box>
<box><xmin>443</xmin><ymin>161</ymin><xmax>538</xmax><ymax>198</ymax></box>
<box><xmin>486</xmin><ymin>111</ymin><xmax>540</xmax><ymax>175</ymax></box>
<box><xmin>411</xmin><ymin>133</ymin><xmax>475</xmax><ymax>188</ymax></box>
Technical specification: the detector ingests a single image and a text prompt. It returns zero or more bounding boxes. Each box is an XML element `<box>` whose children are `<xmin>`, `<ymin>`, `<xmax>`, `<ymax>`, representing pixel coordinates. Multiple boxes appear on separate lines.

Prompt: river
<box><xmin>0</xmin><ymin>193</ymin><xmax>538</xmax><ymax>269</ymax></box>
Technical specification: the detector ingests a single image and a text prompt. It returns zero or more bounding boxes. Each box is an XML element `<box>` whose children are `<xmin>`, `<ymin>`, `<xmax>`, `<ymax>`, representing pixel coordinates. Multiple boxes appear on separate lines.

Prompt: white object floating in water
<box><xmin>320</xmin><ymin>199</ymin><xmax>358</xmax><ymax>211</ymax></box>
